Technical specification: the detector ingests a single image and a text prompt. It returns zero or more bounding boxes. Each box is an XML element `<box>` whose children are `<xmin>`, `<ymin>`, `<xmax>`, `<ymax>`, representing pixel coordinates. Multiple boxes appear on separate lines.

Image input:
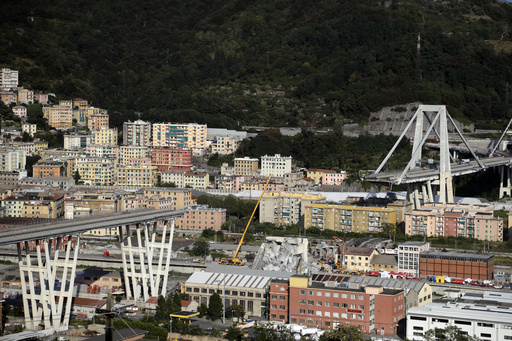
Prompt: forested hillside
<box><xmin>1</xmin><ymin>0</ymin><xmax>512</xmax><ymax>129</ymax></box>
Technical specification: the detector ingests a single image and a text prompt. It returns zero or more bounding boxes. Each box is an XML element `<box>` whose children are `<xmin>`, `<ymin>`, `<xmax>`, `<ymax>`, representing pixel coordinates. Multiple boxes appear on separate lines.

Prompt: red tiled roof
<box><xmin>146</xmin><ymin>297</ymin><xmax>159</xmax><ymax>304</ymax></box>
<box><xmin>181</xmin><ymin>300</ymin><xmax>191</xmax><ymax>307</ymax></box>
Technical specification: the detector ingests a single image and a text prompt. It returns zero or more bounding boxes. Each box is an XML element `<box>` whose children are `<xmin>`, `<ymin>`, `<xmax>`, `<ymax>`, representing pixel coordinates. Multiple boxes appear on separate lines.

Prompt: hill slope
<box><xmin>1</xmin><ymin>0</ymin><xmax>512</xmax><ymax>129</ymax></box>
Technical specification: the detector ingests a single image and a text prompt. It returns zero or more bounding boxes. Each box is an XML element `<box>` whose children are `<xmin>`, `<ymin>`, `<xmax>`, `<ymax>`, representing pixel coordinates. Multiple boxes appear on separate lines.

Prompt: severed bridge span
<box><xmin>0</xmin><ymin>208</ymin><xmax>185</xmax><ymax>332</ymax></box>
<box><xmin>365</xmin><ymin>105</ymin><xmax>512</xmax><ymax>208</ymax></box>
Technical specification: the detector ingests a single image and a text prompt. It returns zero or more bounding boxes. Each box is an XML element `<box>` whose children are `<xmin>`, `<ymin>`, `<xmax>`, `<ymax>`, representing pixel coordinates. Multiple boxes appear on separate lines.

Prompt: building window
<box><xmin>280</xmin><ymin>296</ymin><xmax>285</xmax><ymax>300</ymax></box>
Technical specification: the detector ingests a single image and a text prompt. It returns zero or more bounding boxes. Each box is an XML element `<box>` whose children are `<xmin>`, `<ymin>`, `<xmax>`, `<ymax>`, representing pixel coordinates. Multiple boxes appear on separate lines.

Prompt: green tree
<box><xmin>318</xmin><ymin>325</ymin><xmax>364</xmax><ymax>341</ymax></box>
<box><xmin>192</xmin><ymin>240</ymin><xmax>210</xmax><ymax>258</ymax></box>
<box><xmin>424</xmin><ymin>326</ymin><xmax>479</xmax><ymax>341</ymax></box>
<box><xmin>224</xmin><ymin>325</ymin><xmax>243</xmax><ymax>341</ymax></box>
<box><xmin>230</xmin><ymin>304</ymin><xmax>245</xmax><ymax>322</ymax></box>
<box><xmin>73</xmin><ymin>170</ymin><xmax>81</xmax><ymax>182</ymax></box>
<box><xmin>216</xmin><ymin>230</ymin><xmax>224</xmax><ymax>241</ymax></box>
<box><xmin>208</xmin><ymin>292</ymin><xmax>223</xmax><ymax>321</ymax></box>
<box><xmin>254</xmin><ymin>324</ymin><xmax>296</xmax><ymax>341</ymax></box>
<box><xmin>201</xmin><ymin>228</ymin><xmax>215</xmax><ymax>239</ymax></box>
<box><xmin>224</xmin><ymin>195</ymin><xmax>240</xmax><ymax>217</ymax></box>
<box><xmin>22</xmin><ymin>132</ymin><xmax>34</xmax><ymax>142</ymax></box>
<box><xmin>198</xmin><ymin>303</ymin><xmax>208</xmax><ymax>317</ymax></box>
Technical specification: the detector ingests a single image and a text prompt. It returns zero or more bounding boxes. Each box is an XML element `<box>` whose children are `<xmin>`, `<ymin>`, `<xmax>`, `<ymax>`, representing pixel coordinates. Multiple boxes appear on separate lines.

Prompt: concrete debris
<box><xmin>253</xmin><ymin>237</ymin><xmax>313</xmax><ymax>273</ymax></box>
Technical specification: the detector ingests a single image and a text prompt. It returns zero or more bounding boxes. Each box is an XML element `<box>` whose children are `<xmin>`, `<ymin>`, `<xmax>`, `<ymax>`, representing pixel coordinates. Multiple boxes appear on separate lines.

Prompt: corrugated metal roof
<box><xmin>186</xmin><ymin>271</ymin><xmax>272</xmax><ymax>289</ymax></box>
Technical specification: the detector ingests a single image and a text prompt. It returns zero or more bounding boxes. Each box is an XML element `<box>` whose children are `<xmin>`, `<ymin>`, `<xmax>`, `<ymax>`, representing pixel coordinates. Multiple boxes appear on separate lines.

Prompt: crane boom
<box><xmin>232</xmin><ymin>175</ymin><xmax>272</xmax><ymax>260</ymax></box>
<box><xmin>219</xmin><ymin>175</ymin><xmax>272</xmax><ymax>266</ymax></box>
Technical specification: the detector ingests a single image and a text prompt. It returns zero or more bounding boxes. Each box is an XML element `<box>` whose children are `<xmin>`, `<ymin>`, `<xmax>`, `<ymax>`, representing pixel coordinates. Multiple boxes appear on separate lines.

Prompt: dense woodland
<box><xmin>2</xmin><ymin>0</ymin><xmax>512</xmax><ymax>129</ymax></box>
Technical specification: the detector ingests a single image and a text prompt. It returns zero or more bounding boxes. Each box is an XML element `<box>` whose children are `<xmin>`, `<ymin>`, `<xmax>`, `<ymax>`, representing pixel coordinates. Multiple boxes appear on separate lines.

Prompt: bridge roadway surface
<box><xmin>365</xmin><ymin>156</ymin><xmax>512</xmax><ymax>184</ymax></box>
<box><xmin>0</xmin><ymin>208</ymin><xmax>185</xmax><ymax>246</ymax></box>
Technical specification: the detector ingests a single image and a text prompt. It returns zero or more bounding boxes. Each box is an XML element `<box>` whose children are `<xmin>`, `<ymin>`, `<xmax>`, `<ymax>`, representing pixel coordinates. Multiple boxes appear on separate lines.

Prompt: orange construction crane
<box><xmin>219</xmin><ymin>175</ymin><xmax>272</xmax><ymax>266</ymax></box>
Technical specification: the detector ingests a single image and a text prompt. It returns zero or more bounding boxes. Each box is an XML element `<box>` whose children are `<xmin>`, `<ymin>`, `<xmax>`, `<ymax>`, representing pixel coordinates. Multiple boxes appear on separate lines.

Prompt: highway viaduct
<box><xmin>0</xmin><ymin>208</ymin><xmax>185</xmax><ymax>333</ymax></box>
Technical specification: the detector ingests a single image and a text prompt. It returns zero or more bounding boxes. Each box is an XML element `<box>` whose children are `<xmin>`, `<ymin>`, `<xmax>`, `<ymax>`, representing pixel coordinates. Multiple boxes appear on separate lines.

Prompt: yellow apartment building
<box><xmin>74</xmin><ymin>157</ymin><xmax>115</xmax><ymax>185</ymax></box>
<box><xmin>119</xmin><ymin>146</ymin><xmax>151</xmax><ymax>165</ymax></box>
<box><xmin>116</xmin><ymin>165</ymin><xmax>158</xmax><ymax>187</ymax></box>
<box><xmin>234</xmin><ymin>157</ymin><xmax>259</xmax><ymax>176</ymax></box>
<box><xmin>184</xmin><ymin>172</ymin><xmax>209</xmax><ymax>189</ymax></box>
<box><xmin>42</xmin><ymin>105</ymin><xmax>73</xmax><ymax>130</ymax></box>
<box><xmin>304</xmin><ymin>204</ymin><xmax>399</xmax><ymax>233</ymax></box>
<box><xmin>143</xmin><ymin>188</ymin><xmax>192</xmax><ymax>210</ymax></box>
<box><xmin>91</xmin><ymin>127</ymin><xmax>117</xmax><ymax>145</ymax></box>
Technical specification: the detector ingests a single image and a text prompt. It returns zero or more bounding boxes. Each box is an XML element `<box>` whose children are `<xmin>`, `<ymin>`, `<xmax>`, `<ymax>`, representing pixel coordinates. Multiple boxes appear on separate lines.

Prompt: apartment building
<box><xmin>0</xmin><ymin>68</ymin><xmax>18</xmax><ymax>90</ymax></box>
<box><xmin>119</xmin><ymin>145</ymin><xmax>150</xmax><ymax>165</ymax></box>
<box><xmin>73</xmin><ymin>107</ymin><xmax>100</xmax><ymax>126</ymax></box>
<box><xmin>234</xmin><ymin>157</ymin><xmax>259</xmax><ymax>176</ymax></box>
<box><xmin>34</xmin><ymin>139</ymin><xmax>49</xmax><ymax>155</ymax></box>
<box><xmin>0</xmin><ymin>148</ymin><xmax>26</xmax><ymax>171</ymax></box>
<box><xmin>91</xmin><ymin>127</ymin><xmax>117</xmax><ymax>145</ymax></box>
<box><xmin>17</xmin><ymin>87</ymin><xmax>34</xmax><ymax>104</ymax></box>
<box><xmin>215</xmin><ymin>175</ymin><xmax>246</xmax><ymax>191</ymax></box>
<box><xmin>269</xmin><ymin>275</ymin><xmax>404</xmax><ymax>335</ymax></box>
<box><xmin>152</xmin><ymin>123</ymin><xmax>207</xmax><ymax>151</ymax></box>
<box><xmin>34</xmin><ymin>93</ymin><xmax>48</xmax><ymax>104</ymax></box>
<box><xmin>260</xmin><ymin>154</ymin><xmax>292</xmax><ymax>177</ymax></box>
<box><xmin>307</xmin><ymin>169</ymin><xmax>347</xmax><ymax>186</ymax></box>
<box><xmin>12</xmin><ymin>106</ymin><xmax>27</xmax><ymax>119</ymax></box>
<box><xmin>419</xmin><ymin>251</ymin><xmax>494</xmax><ymax>280</ymax></box>
<box><xmin>74</xmin><ymin>157</ymin><xmax>115</xmax><ymax>185</ymax></box>
<box><xmin>211</xmin><ymin>135</ymin><xmax>238</xmax><ymax>155</ymax></box>
<box><xmin>73</xmin><ymin>98</ymin><xmax>88</xmax><ymax>109</ymax></box>
<box><xmin>151</xmin><ymin>147</ymin><xmax>193</xmax><ymax>172</ymax></box>
<box><xmin>343</xmin><ymin>247</ymin><xmax>379</xmax><ymax>272</ymax></box>
<box><xmin>65</xmin><ymin>192</ymin><xmax>122</xmax><ymax>215</ymax></box>
<box><xmin>183</xmin><ymin>271</ymin><xmax>272</xmax><ymax>317</ymax></box>
<box><xmin>88</xmin><ymin>113</ymin><xmax>110</xmax><ymax>131</ymax></box>
<box><xmin>33</xmin><ymin>161</ymin><xmax>66</xmax><ymax>178</ymax></box>
<box><xmin>0</xmin><ymin>170</ymin><xmax>27</xmax><ymax>185</ymax></box>
<box><xmin>22</xmin><ymin>123</ymin><xmax>36</xmax><ymax>137</ymax></box>
<box><xmin>143</xmin><ymin>188</ymin><xmax>192</xmax><ymax>210</ymax></box>
<box><xmin>405</xmin><ymin>203</ymin><xmax>503</xmax><ymax>241</ymax></box>
<box><xmin>304</xmin><ymin>204</ymin><xmax>399</xmax><ymax>233</ymax></box>
<box><xmin>85</xmin><ymin>144</ymin><xmax>119</xmax><ymax>160</ymax></box>
<box><xmin>176</xmin><ymin>205</ymin><xmax>227</xmax><ymax>231</ymax></box>
<box><xmin>116</xmin><ymin>165</ymin><xmax>158</xmax><ymax>187</ymax></box>
<box><xmin>259</xmin><ymin>192</ymin><xmax>326</xmax><ymax>226</ymax></box>
<box><xmin>397</xmin><ymin>242</ymin><xmax>430</xmax><ymax>276</ymax></box>
<box><xmin>160</xmin><ymin>170</ymin><xmax>186</xmax><ymax>188</ymax></box>
<box><xmin>64</xmin><ymin>133</ymin><xmax>91</xmax><ymax>149</ymax></box>
<box><xmin>7</xmin><ymin>141</ymin><xmax>35</xmax><ymax>156</ymax></box>
<box><xmin>184</xmin><ymin>172</ymin><xmax>209</xmax><ymax>189</ymax></box>
<box><xmin>0</xmin><ymin>91</ymin><xmax>17</xmax><ymax>105</ymax></box>
<box><xmin>123</xmin><ymin>120</ymin><xmax>151</xmax><ymax>146</ymax></box>
<box><xmin>42</xmin><ymin>105</ymin><xmax>73</xmax><ymax>130</ymax></box>
<box><xmin>1</xmin><ymin>192</ymin><xmax>65</xmax><ymax>219</ymax></box>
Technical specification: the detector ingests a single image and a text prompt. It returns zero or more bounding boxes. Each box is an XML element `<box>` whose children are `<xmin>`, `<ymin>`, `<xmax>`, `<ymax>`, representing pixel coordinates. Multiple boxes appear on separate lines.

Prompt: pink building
<box><xmin>404</xmin><ymin>203</ymin><xmax>503</xmax><ymax>241</ymax></box>
<box><xmin>322</xmin><ymin>171</ymin><xmax>347</xmax><ymax>186</ymax></box>
<box><xmin>34</xmin><ymin>93</ymin><xmax>49</xmax><ymax>105</ymax></box>
<box><xmin>151</xmin><ymin>147</ymin><xmax>193</xmax><ymax>172</ymax></box>
<box><xmin>176</xmin><ymin>205</ymin><xmax>227</xmax><ymax>231</ymax></box>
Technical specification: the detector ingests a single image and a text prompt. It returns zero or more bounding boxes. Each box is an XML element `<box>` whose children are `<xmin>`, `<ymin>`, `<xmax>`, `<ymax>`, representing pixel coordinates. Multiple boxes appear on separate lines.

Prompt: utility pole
<box><xmin>96</xmin><ymin>294</ymin><xmax>115</xmax><ymax>341</ymax></box>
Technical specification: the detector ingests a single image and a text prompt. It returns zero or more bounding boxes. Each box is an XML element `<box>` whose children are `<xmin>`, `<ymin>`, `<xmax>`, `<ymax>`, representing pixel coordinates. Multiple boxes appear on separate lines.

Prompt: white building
<box><xmin>0</xmin><ymin>68</ymin><xmax>18</xmax><ymax>90</ymax></box>
<box><xmin>397</xmin><ymin>241</ymin><xmax>430</xmax><ymax>276</ymax></box>
<box><xmin>407</xmin><ymin>292</ymin><xmax>512</xmax><ymax>341</ymax></box>
<box><xmin>0</xmin><ymin>148</ymin><xmax>26</xmax><ymax>171</ymax></box>
<box><xmin>64</xmin><ymin>133</ymin><xmax>91</xmax><ymax>150</ymax></box>
<box><xmin>22</xmin><ymin>123</ymin><xmax>37</xmax><ymax>137</ymax></box>
<box><xmin>12</xmin><ymin>106</ymin><xmax>27</xmax><ymax>119</ymax></box>
<box><xmin>160</xmin><ymin>170</ymin><xmax>185</xmax><ymax>187</ymax></box>
<box><xmin>260</xmin><ymin>154</ymin><xmax>292</xmax><ymax>177</ymax></box>
<box><xmin>123</xmin><ymin>120</ymin><xmax>151</xmax><ymax>146</ymax></box>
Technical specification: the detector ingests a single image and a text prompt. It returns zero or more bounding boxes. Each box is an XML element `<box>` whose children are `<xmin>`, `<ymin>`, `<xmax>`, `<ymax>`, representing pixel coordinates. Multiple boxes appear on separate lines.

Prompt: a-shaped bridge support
<box><xmin>17</xmin><ymin>236</ymin><xmax>80</xmax><ymax>332</ymax></box>
<box><xmin>119</xmin><ymin>219</ymin><xmax>176</xmax><ymax>303</ymax></box>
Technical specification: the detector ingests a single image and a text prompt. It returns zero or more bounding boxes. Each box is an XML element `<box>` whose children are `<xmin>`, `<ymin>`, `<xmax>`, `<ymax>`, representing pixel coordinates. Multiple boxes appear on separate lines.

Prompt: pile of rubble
<box><xmin>253</xmin><ymin>237</ymin><xmax>320</xmax><ymax>273</ymax></box>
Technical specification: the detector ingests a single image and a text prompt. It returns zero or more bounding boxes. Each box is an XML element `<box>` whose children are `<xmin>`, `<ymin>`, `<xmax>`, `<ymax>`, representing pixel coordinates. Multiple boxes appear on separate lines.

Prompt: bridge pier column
<box><xmin>499</xmin><ymin>166</ymin><xmax>512</xmax><ymax>198</ymax></box>
<box><xmin>17</xmin><ymin>235</ymin><xmax>80</xmax><ymax>332</ymax></box>
<box><xmin>120</xmin><ymin>219</ymin><xmax>175</xmax><ymax>303</ymax></box>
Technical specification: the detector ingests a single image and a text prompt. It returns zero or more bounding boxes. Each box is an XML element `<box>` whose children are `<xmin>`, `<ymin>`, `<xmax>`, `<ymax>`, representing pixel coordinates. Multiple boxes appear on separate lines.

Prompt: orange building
<box><xmin>33</xmin><ymin>162</ymin><xmax>66</xmax><ymax>178</ymax></box>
